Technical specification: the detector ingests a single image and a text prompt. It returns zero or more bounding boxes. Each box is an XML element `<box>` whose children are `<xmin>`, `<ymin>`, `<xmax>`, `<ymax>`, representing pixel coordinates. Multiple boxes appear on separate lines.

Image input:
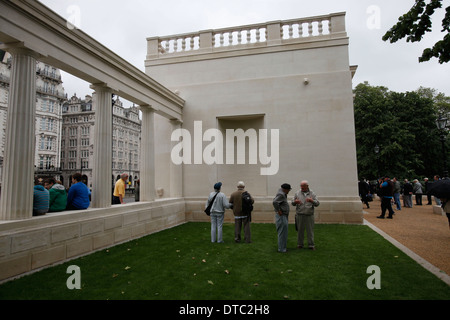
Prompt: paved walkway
<box><xmin>363</xmin><ymin>198</ymin><xmax>450</xmax><ymax>285</ymax></box>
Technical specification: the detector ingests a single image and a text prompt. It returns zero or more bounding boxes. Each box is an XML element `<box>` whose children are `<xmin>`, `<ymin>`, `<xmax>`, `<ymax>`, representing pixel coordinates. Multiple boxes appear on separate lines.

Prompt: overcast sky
<box><xmin>39</xmin><ymin>0</ymin><xmax>450</xmax><ymax>105</ymax></box>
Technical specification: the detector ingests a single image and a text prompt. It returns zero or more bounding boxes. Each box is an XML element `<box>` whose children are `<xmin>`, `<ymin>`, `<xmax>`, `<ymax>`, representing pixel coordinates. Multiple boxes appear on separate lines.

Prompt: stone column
<box><xmin>0</xmin><ymin>46</ymin><xmax>39</xmax><ymax>220</ymax></box>
<box><xmin>90</xmin><ymin>84</ymin><xmax>113</xmax><ymax>208</ymax></box>
<box><xmin>140</xmin><ymin>106</ymin><xmax>155</xmax><ymax>201</ymax></box>
<box><xmin>170</xmin><ymin>119</ymin><xmax>183</xmax><ymax>198</ymax></box>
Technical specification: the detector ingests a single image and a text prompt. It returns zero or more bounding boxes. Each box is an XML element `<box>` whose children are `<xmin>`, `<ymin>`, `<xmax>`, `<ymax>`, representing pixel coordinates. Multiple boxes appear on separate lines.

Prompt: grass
<box><xmin>0</xmin><ymin>222</ymin><xmax>449</xmax><ymax>300</ymax></box>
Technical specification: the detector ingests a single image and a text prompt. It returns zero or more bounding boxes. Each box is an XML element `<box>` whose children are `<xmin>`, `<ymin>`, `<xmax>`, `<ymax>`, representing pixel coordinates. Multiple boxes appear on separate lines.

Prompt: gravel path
<box><xmin>363</xmin><ymin>198</ymin><xmax>450</xmax><ymax>276</ymax></box>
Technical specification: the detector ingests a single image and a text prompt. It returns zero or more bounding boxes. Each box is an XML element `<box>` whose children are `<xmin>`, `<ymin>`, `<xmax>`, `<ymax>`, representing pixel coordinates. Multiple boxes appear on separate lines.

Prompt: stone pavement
<box><xmin>363</xmin><ymin>198</ymin><xmax>450</xmax><ymax>285</ymax></box>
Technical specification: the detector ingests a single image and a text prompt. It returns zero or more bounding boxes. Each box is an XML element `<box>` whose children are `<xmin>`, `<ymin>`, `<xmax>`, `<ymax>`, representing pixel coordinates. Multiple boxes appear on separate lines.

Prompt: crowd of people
<box><xmin>205</xmin><ymin>180</ymin><xmax>320</xmax><ymax>253</ymax></box>
<box><xmin>33</xmin><ymin>172</ymin><xmax>141</xmax><ymax>217</ymax></box>
<box><xmin>358</xmin><ymin>175</ymin><xmax>450</xmax><ymax>229</ymax></box>
<box><xmin>32</xmin><ymin>172</ymin><xmax>91</xmax><ymax>216</ymax></box>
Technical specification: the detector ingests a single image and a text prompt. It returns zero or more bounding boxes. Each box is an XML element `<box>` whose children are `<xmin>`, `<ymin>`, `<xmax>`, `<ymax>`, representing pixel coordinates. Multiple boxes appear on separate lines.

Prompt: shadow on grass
<box><xmin>0</xmin><ymin>223</ymin><xmax>449</xmax><ymax>300</ymax></box>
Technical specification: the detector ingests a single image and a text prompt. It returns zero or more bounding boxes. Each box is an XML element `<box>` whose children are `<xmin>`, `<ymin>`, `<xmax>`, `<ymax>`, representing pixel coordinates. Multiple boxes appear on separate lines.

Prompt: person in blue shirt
<box><xmin>66</xmin><ymin>173</ymin><xmax>90</xmax><ymax>210</ymax></box>
<box><xmin>377</xmin><ymin>176</ymin><xmax>395</xmax><ymax>219</ymax></box>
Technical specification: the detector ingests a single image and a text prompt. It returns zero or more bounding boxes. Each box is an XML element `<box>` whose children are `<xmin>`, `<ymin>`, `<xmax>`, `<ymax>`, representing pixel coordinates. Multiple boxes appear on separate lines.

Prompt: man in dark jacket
<box><xmin>229</xmin><ymin>181</ymin><xmax>254</xmax><ymax>243</ymax></box>
<box><xmin>403</xmin><ymin>179</ymin><xmax>413</xmax><ymax>208</ymax></box>
<box><xmin>273</xmin><ymin>183</ymin><xmax>291</xmax><ymax>252</ymax></box>
<box><xmin>377</xmin><ymin>176</ymin><xmax>395</xmax><ymax>219</ymax></box>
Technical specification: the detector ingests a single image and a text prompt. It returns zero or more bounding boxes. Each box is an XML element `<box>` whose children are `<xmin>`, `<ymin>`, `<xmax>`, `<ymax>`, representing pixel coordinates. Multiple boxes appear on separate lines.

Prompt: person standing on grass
<box><xmin>229</xmin><ymin>181</ymin><xmax>254</xmax><ymax>243</ymax></box>
<box><xmin>273</xmin><ymin>183</ymin><xmax>291</xmax><ymax>253</ymax></box>
<box><xmin>292</xmin><ymin>181</ymin><xmax>320</xmax><ymax>250</ymax></box>
<box><xmin>206</xmin><ymin>182</ymin><xmax>232</xmax><ymax>243</ymax></box>
<box><xmin>377</xmin><ymin>176</ymin><xmax>395</xmax><ymax>219</ymax></box>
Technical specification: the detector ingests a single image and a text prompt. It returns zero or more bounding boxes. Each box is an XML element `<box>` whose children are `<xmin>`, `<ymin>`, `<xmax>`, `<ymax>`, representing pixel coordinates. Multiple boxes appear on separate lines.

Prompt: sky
<box><xmin>39</xmin><ymin>0</ymin><xmax>450</xmax><ymax>106</ymax></box>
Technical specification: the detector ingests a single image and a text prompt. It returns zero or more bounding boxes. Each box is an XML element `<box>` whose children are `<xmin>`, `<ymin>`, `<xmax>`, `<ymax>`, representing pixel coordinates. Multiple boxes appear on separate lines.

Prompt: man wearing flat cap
<box><xmin>273</xmin><ymin>183</ymin><xmax>292</xmax><ymax>252</ymax></box>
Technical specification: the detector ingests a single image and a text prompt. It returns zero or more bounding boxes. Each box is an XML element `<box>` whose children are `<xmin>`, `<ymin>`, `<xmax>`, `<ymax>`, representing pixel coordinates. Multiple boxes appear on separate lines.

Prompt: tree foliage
<box><xmin>354</xmin><ymin>83</ymin><xmax>449</xmax><ymax>180</ymax></box>
<box><xmin>383</xmin><ymin>0</ymin><xmax>450</xmax><ymax>63</ymax></box>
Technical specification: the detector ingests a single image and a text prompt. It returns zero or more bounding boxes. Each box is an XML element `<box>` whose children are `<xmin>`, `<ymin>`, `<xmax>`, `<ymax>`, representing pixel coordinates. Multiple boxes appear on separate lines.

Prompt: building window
<box><xmin>39</xmin><ymin>156</ymin><xmax>52</xmax><ymax>169</ymax></box>
<box><xmin>69</xmin><ymin>127</ymin><xmax>77</xmax><ymax>136</ymax></box>
<box><xmin>45</xmin><ymin>137</ymin><xmax>53</xmax><ymax>150</ymax></box>
<box><xmin>69</xmin><ymin>139</ymin><xmax>77</xmax><ymax>147</ymax></box>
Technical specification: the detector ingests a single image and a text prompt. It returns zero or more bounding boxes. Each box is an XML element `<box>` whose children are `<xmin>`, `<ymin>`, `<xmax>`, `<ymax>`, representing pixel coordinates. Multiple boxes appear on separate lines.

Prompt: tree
<box><xmin>416</xmin><ymin>86</ymin><xmax>450</xmax><ymax>115</ymax></box>
<box><xmin>353</xmin><ymin>83</ymin><xmax>448</xmax><ymax>180</ymax></box>
<box><xmin>383</xmin><ymin>0</ymin><xmax>450</xmax><ymax>63</ymax></box>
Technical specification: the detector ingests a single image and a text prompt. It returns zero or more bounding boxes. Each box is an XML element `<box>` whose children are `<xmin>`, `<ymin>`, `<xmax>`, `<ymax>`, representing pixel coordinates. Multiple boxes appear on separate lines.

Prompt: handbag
<box><xmin>204</xmin><ymin>192</ymin><xmax>219</xmax><ymax>216</ymax></box>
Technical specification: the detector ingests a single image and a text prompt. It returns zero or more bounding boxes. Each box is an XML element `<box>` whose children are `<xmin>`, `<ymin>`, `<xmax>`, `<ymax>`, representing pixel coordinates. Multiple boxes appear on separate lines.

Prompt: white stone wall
<box><xmin>0</xmin><ymin>199</ymin><xmax>185</xmax><ymax>282</ymax></box>
<box><xmin>146</xmin><ymin>14</ymin><xmax>362</xmax><ymax>224</ymax></box>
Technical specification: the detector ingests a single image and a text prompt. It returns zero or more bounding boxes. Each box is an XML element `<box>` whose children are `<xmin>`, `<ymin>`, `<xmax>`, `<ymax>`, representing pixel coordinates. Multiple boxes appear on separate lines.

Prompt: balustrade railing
<box><xmin>148</xmin><ymin>12</ymin><xmax>346</xmax><ymax>58</ymax></box>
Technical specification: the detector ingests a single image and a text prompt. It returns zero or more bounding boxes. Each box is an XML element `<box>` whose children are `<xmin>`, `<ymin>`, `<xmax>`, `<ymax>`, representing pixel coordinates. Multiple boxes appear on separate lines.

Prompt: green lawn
<box><xmin>0</xmin><ymin>222</ymin><xmax>449</xmax><ymax>300</ymax></box>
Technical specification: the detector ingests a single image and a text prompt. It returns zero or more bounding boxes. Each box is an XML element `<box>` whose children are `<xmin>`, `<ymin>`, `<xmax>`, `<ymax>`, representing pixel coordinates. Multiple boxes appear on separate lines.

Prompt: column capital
<box><xmin>0</xmin><ymin>41</ymin><xmax>41</xmax><ymax>59</ymax></box>
<box><xmin>139</xmin><ymin>104</ymin><xmax>156</xmax><ymax>112</ymax></box>
<box><xmin>90</xmin><ymin>83</ymin><xmax>113</xmax><ymax>92</ymax></box>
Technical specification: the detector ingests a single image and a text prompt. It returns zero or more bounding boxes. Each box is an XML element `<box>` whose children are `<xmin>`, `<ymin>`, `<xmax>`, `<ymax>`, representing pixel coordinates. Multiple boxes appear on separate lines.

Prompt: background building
<box><xmin>0</xmin><ymin>50</ymin><xmax>66</xmax><ymax>186</ymax></box>
<box><xmin>61</xmin><ymin>94</ymin><xmax>141</xmax><ymax>191</ymax></box>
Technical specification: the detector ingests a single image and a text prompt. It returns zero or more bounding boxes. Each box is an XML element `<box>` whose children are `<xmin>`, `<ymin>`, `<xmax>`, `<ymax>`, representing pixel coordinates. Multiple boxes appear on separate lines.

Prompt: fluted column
<box><xmin>140</xmin><ymin>106</ymin><xmax>155</xmax><ymax>201</ymax></box>
<box><xmin>0</xmin><ymin>46</ymin><xmax>38</xmax><ymax>220</ymax></box>
<box><xmin>90</xmin><ymin>84</ymin><xmax>113</xmax><ymax>208</ymax></box>
<box><xmin>170</xmin><ymin>119</ymin><xmax>183</xmax><ymax>198</ymax></box>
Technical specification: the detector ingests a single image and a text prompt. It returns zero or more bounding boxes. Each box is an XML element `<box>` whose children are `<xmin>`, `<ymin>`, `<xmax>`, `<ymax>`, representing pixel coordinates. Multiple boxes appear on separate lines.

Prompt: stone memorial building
<box><xmin>0</xmin><ymin>0</ymin><xmax>360</xmax><ymax>282</ymax></box>
<box><xmin>146</xmin><ymin>13</ymin><xmax>361</xmax><ymax>224</ymax></box>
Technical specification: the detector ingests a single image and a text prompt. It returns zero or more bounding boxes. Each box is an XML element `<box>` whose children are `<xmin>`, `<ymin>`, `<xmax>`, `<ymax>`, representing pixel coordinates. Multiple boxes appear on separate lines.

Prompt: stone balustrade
<box><xmin>147</xmin><ymin>12</ymin><xmax>345</xmax><ymax>58</ymax></box>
